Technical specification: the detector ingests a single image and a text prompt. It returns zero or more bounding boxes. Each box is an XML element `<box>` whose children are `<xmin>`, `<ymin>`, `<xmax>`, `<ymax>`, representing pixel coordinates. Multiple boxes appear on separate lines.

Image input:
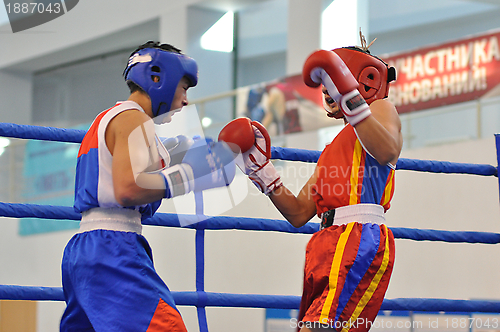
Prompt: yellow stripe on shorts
<box><xmin>319</xmin><ymin>222</ymin><xmax>355</xmax><ymax>324</ymax></box>
<box><xmin>380</xmin><ymin>170</ymin><xmax>394</xmax><ymax>207</ymax></box>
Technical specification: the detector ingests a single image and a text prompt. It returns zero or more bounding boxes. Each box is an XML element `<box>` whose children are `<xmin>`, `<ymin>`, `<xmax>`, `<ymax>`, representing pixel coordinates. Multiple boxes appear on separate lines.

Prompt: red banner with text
<box><xmin>383</xmin><ymin>29</ymin><xmax>500</xmax><ymax>114</ymax></box>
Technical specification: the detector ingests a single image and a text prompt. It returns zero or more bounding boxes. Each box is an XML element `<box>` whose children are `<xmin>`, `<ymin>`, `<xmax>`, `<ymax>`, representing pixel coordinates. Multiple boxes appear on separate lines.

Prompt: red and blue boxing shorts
<box><xmin>298</xmin><ymin>205</ymin><xmax>395</xmax><ymax>331</ymax></box>
<box><xmin>60</xmin><ymin>229</ymin><xmax>187</xmax><ymax>332</ymax></box>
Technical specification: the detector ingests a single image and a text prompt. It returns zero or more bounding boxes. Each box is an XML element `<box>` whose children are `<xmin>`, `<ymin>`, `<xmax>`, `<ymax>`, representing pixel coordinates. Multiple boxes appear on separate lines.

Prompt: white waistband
<box><xmin>79</xmin><ymin>208</ymin><xmax>142</xmax><ymax>234</ymax></box>
<box><xmin>325</xmin><ymin>204</ymin><xmax>385</xmax><ymax>226</ymax></box>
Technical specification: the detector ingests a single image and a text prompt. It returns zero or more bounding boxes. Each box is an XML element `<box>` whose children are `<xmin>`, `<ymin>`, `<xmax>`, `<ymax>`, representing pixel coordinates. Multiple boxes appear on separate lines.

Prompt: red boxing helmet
<box><xmin>333</xmin><ymin>47</ymin><xmax>396</xmax><ymax>105</ymax></box>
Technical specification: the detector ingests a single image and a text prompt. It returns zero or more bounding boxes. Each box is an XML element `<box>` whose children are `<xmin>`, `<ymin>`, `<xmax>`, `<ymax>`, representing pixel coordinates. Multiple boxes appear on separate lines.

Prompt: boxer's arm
<box><xmin>109</xmin><ymin>111</ymin><xmax>236</xmax><ymax>206</ymax></box>
<box><xmin>354</xmin><ymin>99</ymin><xmax>403</xmax><ymax>166</ymax></box>
<box><xmin>106</xmin><ymin>110</ymin><xmax>166</xmax><ymax>206</ymax></box>
<box><xmin>268</xmin><ymin>170</ymin><xmax>318</xmax><ymax>228</ymax></box>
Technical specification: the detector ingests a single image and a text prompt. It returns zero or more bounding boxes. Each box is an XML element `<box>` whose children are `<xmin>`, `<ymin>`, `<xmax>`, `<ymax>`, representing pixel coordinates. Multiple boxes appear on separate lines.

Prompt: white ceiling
<box><xmin>3</xmin><ymin>0</ymin><xmax>500</xmax><ymax>73</ymax></box>
<box><xmin>369</xmin><ymin>0</ymin><xmax>500</xmax><ymax>34</ymax></box>
<box><xmin>195</xmin><ymin>0</ymin><xmax>271</xmax><ymax>11</ymax></box>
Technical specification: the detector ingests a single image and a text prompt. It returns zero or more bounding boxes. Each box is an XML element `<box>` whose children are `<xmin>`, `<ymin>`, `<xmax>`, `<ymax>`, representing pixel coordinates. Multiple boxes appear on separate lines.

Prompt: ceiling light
<box><xmin>201</xmin><ymin>11</ymin><xmax>234</xmax><ymax>53</ymax></box>
<box><xmin>0</xmin><ymin>137</ymin><xmax>10</xmax><ymax>157</ymax></box>
<box><xmin>202</xmin><ymin>117</ymin><xmax>213</xmax><ymax>128</ymax></box>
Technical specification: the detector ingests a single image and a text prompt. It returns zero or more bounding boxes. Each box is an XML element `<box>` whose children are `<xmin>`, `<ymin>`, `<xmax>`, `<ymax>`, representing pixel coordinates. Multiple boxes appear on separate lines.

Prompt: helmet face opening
<box><xmin>333</xmin><ymin>47</ymin><xmax>395</xmax><ymax>105</ymax></box>
<box><xmin>359</xmin><ymin>66</ymin><xmax>383</xmax><ymax>100</ymax></box>
<box><xmin>124</xmin><ymin>48</ymin><xmax>198</xmax><ymax>117</ymax></box>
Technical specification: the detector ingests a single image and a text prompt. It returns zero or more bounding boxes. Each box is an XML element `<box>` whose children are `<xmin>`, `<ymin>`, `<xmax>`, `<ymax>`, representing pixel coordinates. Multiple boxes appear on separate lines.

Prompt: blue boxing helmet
<box><xmin>123</xmin><ymin>44</ymin><xmax>198</xmax><ymax>118</ymax></box>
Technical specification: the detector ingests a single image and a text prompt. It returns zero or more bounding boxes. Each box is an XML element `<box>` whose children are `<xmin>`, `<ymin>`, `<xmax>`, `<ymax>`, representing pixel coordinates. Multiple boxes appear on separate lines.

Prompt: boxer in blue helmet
<box><xmin>61</xmin><ymin>41</ymin><xmax>235</xmax><ymax>332</ymax></box>
<box><xmin>123</xmin><ymin>41</ymin><xmax>198</xmax><ymax>122</ymax></box>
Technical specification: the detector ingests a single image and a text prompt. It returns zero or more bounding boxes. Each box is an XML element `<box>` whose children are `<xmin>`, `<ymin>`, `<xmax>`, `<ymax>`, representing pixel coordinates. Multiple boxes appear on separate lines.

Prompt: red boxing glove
<box><xmin>237</xmin><ymin>121</ymin><xmax>282</xmax><ymax>195</ymax></box>
<box><xmin>218</xmin><ymin>117</ymin><xmax>256</xmax><ymax>153</ymax></box>
<box><xmin>303</xmin><ymin>49</ymin><xmax>371</xmax><ymax>126</ymax></box>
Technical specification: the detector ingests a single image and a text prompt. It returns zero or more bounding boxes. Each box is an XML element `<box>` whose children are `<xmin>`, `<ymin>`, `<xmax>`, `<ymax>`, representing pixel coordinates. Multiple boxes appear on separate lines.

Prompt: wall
<box><xmin>0</xmin><ymin>0</ymin><xmax>234</xmax><ymax>127</ymax></box>
<box><xmin>386</xmin><ymin>136</ymin><xmax>500</xmax><ymax>300</ymax></box>
<box><xmin>369</xmin><ymin>1</ymin><xmax>500</xmax><ymax>56</ymax></box>
<box><xmin>0</xmin><ymin>0</ymin><xmax>197</xmax><ymax>71</ymax></box>
<box><xmin>0</xmin><ymin>70</ymin><xmax>32</xmax><ymax>124</ymax></box>
<box><xmin>1</xmin><ymin>0</ymin><xmax>500</xmax><ymax>331</ymax></box>
<box><xmin>2</xmin><ymin>132</ymin><xmax>497</xmax><ymax>332</ymax></box>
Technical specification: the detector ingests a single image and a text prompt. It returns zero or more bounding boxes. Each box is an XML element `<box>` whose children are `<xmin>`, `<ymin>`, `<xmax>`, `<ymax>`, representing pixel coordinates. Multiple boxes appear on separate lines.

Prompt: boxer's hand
<box><xmin>161</xmin><ymin>135</ymin><xmax>194</xmax><ymax>166</ymax></box>
<box><xmin>160</xmin><ymin>138</ymin><xmax>236</xmax><ymax>197</ymax></box>
<box><xmin>303</xmin><ymin>49</ymin><xmax>371</xmax><ymax>126</ymax></box>
<box><xmin>159</xmin><ymin>163</ymin><xmax>194</xmax><ymax>198</ymax></box>
<box><xmin>240</xmin><ymin>121</ymin><xmax>282</xmax><ymax>195</ymax></box>
<box><xmin>218</xmin><ymin>117</ymin><xmax>255</xmax><ymax>153</ymax></box>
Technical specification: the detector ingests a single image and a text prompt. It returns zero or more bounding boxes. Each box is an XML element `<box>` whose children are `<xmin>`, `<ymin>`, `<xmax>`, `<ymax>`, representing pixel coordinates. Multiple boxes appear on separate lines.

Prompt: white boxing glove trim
<box><xmin>340</xmin><ymin>90</ymin><xmax>369</xmax><ymax>116</ymax></box>
<box><xmin>345</xmin><ymin>109</ymin><xmax>372</xmax><ymax>126</ymax></box>
<box><xmin>238</xmin><ymin>139</ymin><xmax>268</xmax><ymax>176</ymax></box>
<box><xmin>311</xmin><ymin>67</ymin><xmax>341</xmax><ymax>101</ymax></box>
<box><xmin>160</xmin><ymin>164</ymin><xmax>194</xmax><ymax>198</ymax></box>
<box><xmin>339</xmin><ymin>90</ymin><xmax>372</xmax><ymax>126</ymax></box>
<box><xmin>249</xmin><ymin>161</ymin><xmax>282</xmax><ymax>195</ymax></box>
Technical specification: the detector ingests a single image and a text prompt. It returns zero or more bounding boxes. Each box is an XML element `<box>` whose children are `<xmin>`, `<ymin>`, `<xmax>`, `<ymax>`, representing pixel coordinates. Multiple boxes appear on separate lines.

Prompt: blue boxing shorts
<box><xmin>60</xmin><ymin>228</ymin><xmax>187</xmax><ymax>332</ymax></box>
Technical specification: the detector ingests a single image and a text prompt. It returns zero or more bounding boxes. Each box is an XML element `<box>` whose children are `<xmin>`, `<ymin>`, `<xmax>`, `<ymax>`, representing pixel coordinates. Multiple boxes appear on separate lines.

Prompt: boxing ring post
<box><xmin>496</xmin><ymin>133</ymin><xmax>500</xmax><ymax>203</ymax></box>
<box><xmin>195</xmin><ymin>227</ymin><xmax>209</xmax><ymax>332</ymax></box>
<box><xmin>194</xmin><ymin>191</ymin><xmax>209</xmax><ymax>332</ymax></box>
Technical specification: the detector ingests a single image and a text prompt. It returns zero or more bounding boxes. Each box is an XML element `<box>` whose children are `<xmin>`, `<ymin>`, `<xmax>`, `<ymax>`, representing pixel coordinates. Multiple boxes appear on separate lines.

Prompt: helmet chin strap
<box><xmin>154</xmin><ymin>102</ymin><xmax>169</xmax><ymax>118</ymax></box>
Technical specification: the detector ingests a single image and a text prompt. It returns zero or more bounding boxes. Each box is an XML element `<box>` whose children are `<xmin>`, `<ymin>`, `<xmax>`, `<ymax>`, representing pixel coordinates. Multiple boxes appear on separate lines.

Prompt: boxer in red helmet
<box><xmin>233</xmin><ymin>40</ymin><xmax>402</xmax><ymax>331</ymax></box>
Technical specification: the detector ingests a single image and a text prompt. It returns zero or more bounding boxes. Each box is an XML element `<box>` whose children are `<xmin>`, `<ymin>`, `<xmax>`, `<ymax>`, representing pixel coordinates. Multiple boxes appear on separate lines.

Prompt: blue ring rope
<box><xmin>1</xmin><ymin>285</ymin><xmax>500</xmax><ymax>313</ymax></box>
<box><xmin>1</xmin><ymin>202</ymin><xmax>499</xmax><ymax>244</ymax></box>
<box><xmin>271</xmin><ymin>147</ymin><xmax>498</xmax><ymax>177</ymax></box>
<box><xmin>0</xmin><ymin>122</ymin><xmax>497</xmax><ymax>177</ymax></box>
<box><xmin>0</xmin><ymin>122</ymin><xmax>85</xmax><ymax>143</ymax></box>
<box><xmin>1</xmin><ymin>123</ymin><xmax>500</xmax><ymax>322</ymax></box>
